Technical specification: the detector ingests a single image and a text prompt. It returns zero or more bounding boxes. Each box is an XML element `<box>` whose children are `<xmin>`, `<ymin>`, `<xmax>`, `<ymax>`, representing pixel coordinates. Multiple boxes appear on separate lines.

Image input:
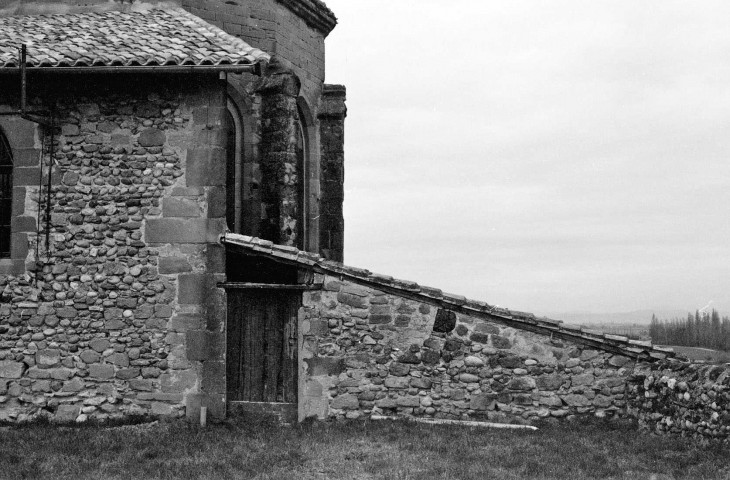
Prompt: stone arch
<box><xmin>0</xmin><ymin>127</ymin><xmax>12</xmax><ymax>258</ymax></box>
<box><xmin>225</xmin><ymin>83</ymin><xmax>257</xmax><ymax>235</ymax></box>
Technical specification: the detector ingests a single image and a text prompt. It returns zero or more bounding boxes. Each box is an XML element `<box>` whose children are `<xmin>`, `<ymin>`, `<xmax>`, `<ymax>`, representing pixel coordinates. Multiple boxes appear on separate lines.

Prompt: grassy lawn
<box><xmin>0</xmin><ymin>416</ymin><xmax>728</xmax><ymax>480</ymax></box>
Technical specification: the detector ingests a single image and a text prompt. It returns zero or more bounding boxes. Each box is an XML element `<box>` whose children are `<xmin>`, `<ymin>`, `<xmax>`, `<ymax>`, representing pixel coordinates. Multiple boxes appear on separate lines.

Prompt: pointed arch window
<box><xmin>0</xmin><ymin>133</ymin><xmax>12</xmax><ymax>258</ymax></box>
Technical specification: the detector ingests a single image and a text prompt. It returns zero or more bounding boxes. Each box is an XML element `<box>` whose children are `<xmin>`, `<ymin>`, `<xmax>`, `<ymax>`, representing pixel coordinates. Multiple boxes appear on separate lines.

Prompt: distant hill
<box><xmin>542</xmin><ymin>309</ymin><xmax>691</xmax><ymax>326</ymax></box>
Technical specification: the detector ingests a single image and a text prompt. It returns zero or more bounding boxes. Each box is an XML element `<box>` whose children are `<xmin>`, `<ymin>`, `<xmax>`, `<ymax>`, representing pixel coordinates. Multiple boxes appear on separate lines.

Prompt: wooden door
<box><xmin>226</xmin><ymin>289</ymin><xmax>299</xmax><ymax>403</ymax></box>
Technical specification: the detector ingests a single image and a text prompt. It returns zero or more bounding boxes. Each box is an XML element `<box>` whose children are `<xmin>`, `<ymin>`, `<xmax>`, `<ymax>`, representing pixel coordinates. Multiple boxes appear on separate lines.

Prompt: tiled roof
<box><xmin>0</xmin><ymin>8</ymin><xmax>269</xmax><ymax>70</ymax></box>
<box><xmin>222</xmin><ymin>233</ymin><xmax>680</xmax><ymax>362</ymax></box>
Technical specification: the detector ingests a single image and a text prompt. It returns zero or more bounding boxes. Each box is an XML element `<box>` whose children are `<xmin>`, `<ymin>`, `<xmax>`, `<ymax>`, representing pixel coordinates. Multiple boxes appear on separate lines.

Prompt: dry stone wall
<box><xmin>0</xmin><ymin>76</ymin><xmax>227</xmax><ymax>423</ymax></box>
<box><xmin>300</xmin><ymin>274</ymin><xmax>637</xmax><ymax>424</ymax></box>
<box><xmin>627</xmin><ymin>360</ymin><xmax>730</xmax><ymax>441</ymax></box>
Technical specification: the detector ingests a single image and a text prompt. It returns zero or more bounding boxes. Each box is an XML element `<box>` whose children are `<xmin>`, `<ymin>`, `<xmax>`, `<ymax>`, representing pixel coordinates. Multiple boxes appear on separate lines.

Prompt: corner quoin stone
<box><xmin>146</xmin><ymin>218</ymin><xmax>226</xmax><ymax>244</ymax></box>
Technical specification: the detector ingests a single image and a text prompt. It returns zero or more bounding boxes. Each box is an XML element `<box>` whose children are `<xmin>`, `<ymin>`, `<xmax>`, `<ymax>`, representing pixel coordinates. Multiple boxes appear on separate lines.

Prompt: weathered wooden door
<box><xmin>226</xmin><ymin>289</ymin><xmax>299</xmax><ymax>403</ymax></box>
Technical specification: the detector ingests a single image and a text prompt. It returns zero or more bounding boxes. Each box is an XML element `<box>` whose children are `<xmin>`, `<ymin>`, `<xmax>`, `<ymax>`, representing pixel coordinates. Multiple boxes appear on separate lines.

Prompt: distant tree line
<box><xmin>649</xmin><ymin>310</ymin><xmax>730</xmax><ymax>351</ymax></box>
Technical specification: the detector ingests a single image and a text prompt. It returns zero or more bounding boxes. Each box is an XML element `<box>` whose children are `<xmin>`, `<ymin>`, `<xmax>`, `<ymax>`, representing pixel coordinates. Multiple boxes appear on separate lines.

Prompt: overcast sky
<box><xmin>322</xmin><ymin>0</ymin><xmax>730</xmax><ymax>317</ymax></box>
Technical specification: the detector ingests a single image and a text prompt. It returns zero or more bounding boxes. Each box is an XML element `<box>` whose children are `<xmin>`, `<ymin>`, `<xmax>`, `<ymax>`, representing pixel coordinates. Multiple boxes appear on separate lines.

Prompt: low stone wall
<box><xmin>300</xmin><ymin>275</ymin><xmax>637</xmax><ymax>423</ymax></box>
<box><xmin>627</xmin><ymin>360</ymin><xmax>730</xmax><ymax>441</ymax></box>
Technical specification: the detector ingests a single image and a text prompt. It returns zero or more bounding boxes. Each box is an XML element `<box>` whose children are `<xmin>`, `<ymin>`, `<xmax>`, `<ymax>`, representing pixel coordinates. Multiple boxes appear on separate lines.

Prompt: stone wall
<box><xmin>627</xmin><ymin>361</ymin><xmax>730</xmax><ymax>441</ymax></box>
<box><xmin>317</xmin><ymin>84</ymin><xmax>346</xmax><ymax>262</ymax></box>
<box><xmin>0</xmin><ymin>75</ymin><xmax>227</xmax><ymax>422</ymax></box>
<box><xmin>299</xmin><ymin>274</ymin><xmax>636</xmax><ymax>423</ymax></box>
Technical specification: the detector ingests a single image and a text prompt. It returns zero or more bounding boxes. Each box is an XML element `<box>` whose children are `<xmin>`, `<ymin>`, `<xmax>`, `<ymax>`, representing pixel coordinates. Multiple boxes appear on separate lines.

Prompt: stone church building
<box><xmin>0</xmin><ymin>0</ymin><xmax>726</xmax><ymax>440</ymax></box>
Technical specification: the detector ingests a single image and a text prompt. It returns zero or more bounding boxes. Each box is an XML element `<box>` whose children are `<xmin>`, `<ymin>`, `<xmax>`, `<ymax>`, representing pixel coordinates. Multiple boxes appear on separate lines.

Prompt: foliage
<box><xmin>649</xmin><ymin>309</ymin><xmax>730</xmax><ymax>352</ymax></box>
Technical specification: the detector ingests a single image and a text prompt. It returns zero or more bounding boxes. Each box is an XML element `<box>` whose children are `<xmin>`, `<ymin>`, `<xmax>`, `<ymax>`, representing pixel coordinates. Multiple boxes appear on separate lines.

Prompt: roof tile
<box><xmin>0</xmin><ymin>7</ymin><xmax>269</xmax><ymax>70</ymax></box>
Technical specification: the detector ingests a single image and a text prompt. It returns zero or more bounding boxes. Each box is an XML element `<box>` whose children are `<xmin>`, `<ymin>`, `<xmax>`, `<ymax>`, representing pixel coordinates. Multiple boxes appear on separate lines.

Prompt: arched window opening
<box><xmin>0</xmin><ymin>132</ymin><xmax>12</xmax><ymax>258</ymax></box>
<box><xmin>295</xmin><ymin>108</ymin><xmax>307</xmax><ymax>251</ymax></box>
<box><xmin>225</xmin><ymin>102</ymin><xmax>243</xmax><ymax>234</ymax></box>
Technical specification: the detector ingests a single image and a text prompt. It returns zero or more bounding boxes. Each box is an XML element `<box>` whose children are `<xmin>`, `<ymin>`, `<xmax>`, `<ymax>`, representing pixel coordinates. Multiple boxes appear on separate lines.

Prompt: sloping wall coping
<box><xmin>221</xmin><ymin>234</ymin><xmax>678</xmax><ymax>362</ymax></box>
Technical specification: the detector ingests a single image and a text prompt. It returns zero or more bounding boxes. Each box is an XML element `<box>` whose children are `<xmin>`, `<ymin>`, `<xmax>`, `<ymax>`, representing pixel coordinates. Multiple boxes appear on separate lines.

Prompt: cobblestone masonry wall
<box><xmin>627</xmin><ymin>361</ymin><xmax>730</xmax><ymax>441</ymax></box>
<box><xmin>0</xmin><ymin>76</ymin><xmax>227</xmax><ymax>422</ymax></box>
<box><xmin>300</xmin><ymin>275</ymin><xmax>636</xmax><ymax>424</ymax></box>
<box><xmin>297</xmin><ymin>272</ymin><xmax>730</xmax><ymax>441</ymax></box>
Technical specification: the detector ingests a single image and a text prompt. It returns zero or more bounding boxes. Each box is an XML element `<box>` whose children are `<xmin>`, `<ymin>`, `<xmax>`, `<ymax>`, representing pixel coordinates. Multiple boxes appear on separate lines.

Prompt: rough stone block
<box><xmin>433</xmin><ymin>309</ymin><xmax>456</xmax><ymax>333</ymax></box>
<box><xmin>12</xmin><ymin>148</ymin><xmax>39</xmax><ymax>167</ymax></box>
<box><xmin>186</xmin><ymin>393</ymin><xmax>226</xmax><ymax>421</ymax></box>
<box><xmin>608</xmin><ymin>355</ymin><xmax>630</xmax><ymax>367</ymax></box>
<box><xmin>470</xmin><ymin>393</ymin><xmax>497</xmax><ymax>410</ymax></box>
<box><xmin>13</xmin><ymin>167</ymin><xmax>41</xmax><ymax>186</ymax></box>
<box><xmin>410</xmin><ymin>377</ymin><xmax>432</xmax><ymax>389</ymax></box>
<box><xmin>0</xmin><ymin>360</ymin><xmax>24</xmax><ymax>378</ymax></box>
<box><xmin>205</xmin><ymin>286</ymin><xmax>226</xmax><ymax>331</ymax></box>
<box><xmin>337</xmin><ymin>292</ymin><xmax>367</xmax><ymax>309</ymax></box>
<box><xmin>506</xmin><ymin>377</ymin><xmax>536</xmax><ymax>391</ymax></box>
<box><xmin>331</xmin><ymin>394</ymin><xmax>359</xmax><ymax>410</ymax></box>
<box><xmin>54</xmin><ymin>405</ymin><xmax>80</xmax><ymax>422</ymax></box>
<box><xmin>396</xmin><ymin>396</ymin><xmax>421</xmax><ymax>407</ymax></box>
<box><xmin>12</xmin><ymin>187</ymin><xmax>25</xmax><ymax>212</ymax></box>
<box><xmin>89</xmin><ymin>338</ymin><xmax>111</xmax><ymax>353</ymax></box>
<box><xmin>375</xmin><ymin>397</ymin><xmax>398</xmax><ymax>409</ymax></box>
<box><xmin>116</xmin><ymin>368</ymin><xmax>140</xmax><ymax>380</ymax></box>
<box><xmin>206</xmin><ymin>244</ymin><xmax>226</xmax><ymax>274</ymax></box>
<box><xmin>368</xmin><ymin>315</ymin><xmax>391</xmax><ymax>325</ymax></box>
<box><xmin>207</xmin><ymin>186</ymin><xmax>226</xmax><ymax>219</ymax></box>
<box><xmin>1</xmin><ymin>117</ymin><xmax>36</xmax><ymax>148</ymax></box>
<box><xmin>491</xmin><ymin>335</ymin><xmax>512</xmax><ymax>349</ymax></box>
<box><xmin>163</xmin><ymin>197</ymin><xmax>202</xmax><ymax>218</ymax></box>
<box><xmin>62</xmin><ymin>378</ymin><xmax>84</xmax><ymax>393</ymax></box>
<box><xmin>11</xmin><ymin>216</ymin><xmax>35</xmax><ymax>232</ymax></box>
<box><xmin>186</xmin><ymin>147</ymin><xmax>226</xmax><ymax>186</ymax></box>
<box><xmin>572</xmin><ymin>373</ymin><xmax>595</xmax><ymax>386</ymax></box>
<box><xmin>127</xmin><ymin>379</ymin><xmax>152</xmax><ymax>391</ymax></box>
<box><xmin>202</xmin><ymin>361</ymin><xmax>226</xmax><ymax>394</ymax></box>
<box><xmin>146</xmin><ymin>218</ymin><xmax>226</xmax><ymax>244</ymax></box>
<box><xmin>171</xmin><ymin>314</ymin><xmax>203</xmax><ymax>332</ymax></box>
<box><xmin>580</xmin><ymin>350</ymin><xmax>601</xmax><ymax>361</ymax></box>
<box><xmin>138</xmin><ymin>128</ymin><xmax>166</xmax><ymax>147</ymax></box>
<box><xmin>186</xmin><ymin>330</ymin><xmax>208</xmax><ymax>361</ymax></box>
<box><xmin>536</xmin><ymin>374</ymin><xmax>566</xmax><ymax>391</ymax></box>
<box><xmin>178</xmin><ymin>274</ymin><xmax>211</xmax><ymax>305</ymax></box>
<box><xmin>304</xmin><ymin>357</ymin><xmax>344</xmax><ymax>376</ymax></box>
<box><xmin>89</xmin><ymin>364</ymin><xmax>115</xmax><ymax>379</ymax></box>
<box><xmin>158</xmin><ymin>256</ymin><xmax>193</xmax><ymax>274</ymax></box>
<box><xmin>563</xmin><ymin>394</ymin><xmax>591</xmax><ymax>407</ymax></box>
<box><xmin>475</xmin><ymin>323</ymin><xmax>500</xmax><ymax>335</ymax></box>
<box><xmin>383</xmin><ymin>376</ymin><xmax>409</xmax><ymax>389</ymax></box>
<box><xmin>10</xmin><ymin>232</ymin><xmax>28</xmax><ymax>259</ymax></box>
<box><xmin>36</xmin><ymin>349</ymin><xmax>61</xmax><ymax>368</ymax></box>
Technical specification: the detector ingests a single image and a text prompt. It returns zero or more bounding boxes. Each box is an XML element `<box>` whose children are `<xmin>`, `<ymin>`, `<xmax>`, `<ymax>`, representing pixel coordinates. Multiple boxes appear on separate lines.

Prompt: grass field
<box><xmin>1</xmin><ymin>416</ymin><xmax>728</xmax><ymax>480</ymax></box>
<box><xmin>663</xmin><ymin>345</ymin><xmax>730</xmax><ymax>364</ymax></box>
